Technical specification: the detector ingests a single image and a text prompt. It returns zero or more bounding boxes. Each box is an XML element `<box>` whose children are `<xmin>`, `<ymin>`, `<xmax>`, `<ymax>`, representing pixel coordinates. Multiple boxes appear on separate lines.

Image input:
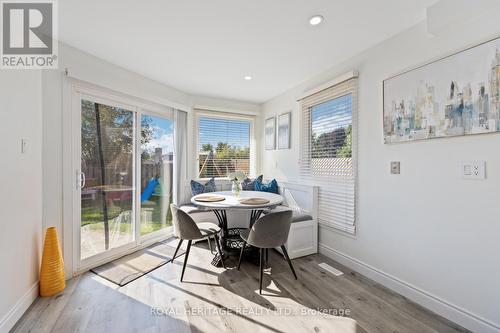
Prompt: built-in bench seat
<box><xmin>181</xmin><ymin>198</ymin><xmax>314</xmax><ymax>226</ymax></box>
<box><xmin>263</xmin><ymin>205</ymin><xmax>313</xmax><ymax>223</ymax></box>
<box><xmin>267</xmin><ymin>181</ymin><xmax>318</xmax><ymax>259</ymax></box>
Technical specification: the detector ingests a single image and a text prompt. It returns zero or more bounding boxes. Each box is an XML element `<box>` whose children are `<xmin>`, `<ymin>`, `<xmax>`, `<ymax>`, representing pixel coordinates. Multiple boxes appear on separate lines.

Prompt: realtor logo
<box><xmin>1</xmin><ymin>0</ymin><xmax>58</xmax><ymax>69</ymax></box>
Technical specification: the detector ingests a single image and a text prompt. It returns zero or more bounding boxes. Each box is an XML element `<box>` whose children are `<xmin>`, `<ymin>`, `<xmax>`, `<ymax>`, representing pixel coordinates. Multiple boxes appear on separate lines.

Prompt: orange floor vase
<box><xmin>40</xmin><ymin>227</ymin><xmax>65</xmax><ymax>296</ymax></box>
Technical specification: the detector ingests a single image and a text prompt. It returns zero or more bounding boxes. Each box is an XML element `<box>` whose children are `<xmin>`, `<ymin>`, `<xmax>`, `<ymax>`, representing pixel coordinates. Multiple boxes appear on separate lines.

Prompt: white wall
<box><xmin>42</xmin><ymin>43</ymin><xmax>261</xmax><ymax>276</ymax></box>
<box><xmin>19</xmin><ymin>4</ymin><xmax>500</xmax><ymax>332</ymax></box>
<box><xmin>0</xmin><ymin>71</ymin><xmax>43</xmax><ymax>332</ymax></box>
<box><xmin>0</xmin><ymin>43</ymin><xmax>258</xmax><ymax>331</ymax></box>
<box><xmin>260</xmin><ymin>12</ymin><xmax>500</xmax><ymax>333</ymax></box>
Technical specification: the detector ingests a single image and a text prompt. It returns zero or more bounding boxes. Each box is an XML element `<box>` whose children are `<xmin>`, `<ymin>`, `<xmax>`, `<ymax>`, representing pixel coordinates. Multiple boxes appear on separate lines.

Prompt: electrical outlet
<box><xmin>460</xmin><ymin>161</ymin><xmax>486</xmax><ymax>180</ymax></box>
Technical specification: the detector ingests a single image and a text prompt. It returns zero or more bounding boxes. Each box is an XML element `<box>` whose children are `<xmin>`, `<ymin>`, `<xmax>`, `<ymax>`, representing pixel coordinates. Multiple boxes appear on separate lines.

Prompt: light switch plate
<box><xmin>21</xmin><ymin>139</ymin><xmax>27</xmax><ymax>154</ymax></box>
<box><xmin>460</xmin><ymin>161</ymin><xmax>486</xmax><ymax>180</ymax></box>
<box><xmin>390</xmin><ymin>161</ymin><xmax>400</xmax><ymax>174</ymax></box>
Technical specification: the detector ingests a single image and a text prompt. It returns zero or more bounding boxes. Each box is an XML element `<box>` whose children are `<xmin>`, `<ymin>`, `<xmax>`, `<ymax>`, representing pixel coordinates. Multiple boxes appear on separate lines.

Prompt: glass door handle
<box><xmin>77</xmin><ymin>171</ymin><xmax>86</xmax><ymax>189</ymax></box>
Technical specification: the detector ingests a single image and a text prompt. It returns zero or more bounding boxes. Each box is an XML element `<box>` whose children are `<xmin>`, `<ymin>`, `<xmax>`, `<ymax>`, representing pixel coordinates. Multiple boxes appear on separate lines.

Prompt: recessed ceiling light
<box><xmin>309</xmin><ymin>15</ymin><xmax>324</xmax><ymax>26</ymax></box>
<box><xmin>244</xmin><ymin>75</ymin><xmax>253</xmax><ymax>81</ymax></box>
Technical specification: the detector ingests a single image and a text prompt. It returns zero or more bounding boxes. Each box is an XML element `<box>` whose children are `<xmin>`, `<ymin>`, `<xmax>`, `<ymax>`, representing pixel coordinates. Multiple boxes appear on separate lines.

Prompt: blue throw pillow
<box><xmin>242</xmin><ymin>175</ymin><xmax>263</xmax><ymax>191</ymax></box>
<box><xmin>190</xmin><ymin>178</ymin><xmax>216</xmax><ymax>196</ymax></box>
<box><xmin>255</xmin><ymin>179</ymin><xmax>279</xmax><ymax>194</ymax></box>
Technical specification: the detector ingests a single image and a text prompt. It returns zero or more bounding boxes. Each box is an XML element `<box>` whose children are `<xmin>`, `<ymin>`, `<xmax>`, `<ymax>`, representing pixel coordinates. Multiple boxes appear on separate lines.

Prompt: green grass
<box><xmin>81</xmin><ymin>204</ymin><xmax>124</xmax><ymax>226</ymax></box>
<box><xmin>81</xmin><ymin>197</ymin><xmax>172</xmax><ymax>235</ymax></box>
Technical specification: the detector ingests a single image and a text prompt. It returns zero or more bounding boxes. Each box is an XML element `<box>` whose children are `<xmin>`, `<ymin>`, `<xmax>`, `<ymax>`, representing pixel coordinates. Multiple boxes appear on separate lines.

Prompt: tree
<box><xmin>82</xmin><ymin>102</ymin><xmax>156</xmax><ymax>163</ymax></box>
<box><xmin>201</xmin><ymin>143</ymin><xmax>214</xmax><ymax>152</ymax></box>
<box><xmin>311</xmin><ymin>127</ymin><xmax>347</xmax><ymax>158</ymax></box>
<box><xmin>141</xmin><ymin>116</ymin><xmax>154</xmax><ymax>160</ymax></box>
<box><xmin>337</xmin><ymin>125</ymin><xmax>352</xmax><ymax>158</ymax></box>
<box><xmin>93</xmin><ymin>103</ymin><xmax>111</xmax><ymax>249</ymax></box>
<box><xmin>198</xmin><ymin>141</ymin><xmax>251</xmax><ymax>177</ymax></box>
<box><xmin>216</xmin><ymin>142</ymin><xmax>230</xmax><ymax>153</ymax></box>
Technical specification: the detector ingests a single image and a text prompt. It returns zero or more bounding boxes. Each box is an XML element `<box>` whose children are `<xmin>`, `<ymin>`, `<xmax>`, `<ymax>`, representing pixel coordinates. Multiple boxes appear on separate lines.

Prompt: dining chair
<box><xmin>237</xmin><ymin>210</ymin><xmax>296</xmax><ymax>294</ymax></box>
<box><xmin>170</xmin><ymin>204</ymin><xmax>226</xmax><ymax>282</ymax></box>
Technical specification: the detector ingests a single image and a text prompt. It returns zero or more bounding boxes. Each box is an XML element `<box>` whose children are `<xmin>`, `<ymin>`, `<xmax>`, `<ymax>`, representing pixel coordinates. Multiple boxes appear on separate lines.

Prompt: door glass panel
<box><xmin>140</xmin><ymin>115</ymin><xmax>174</xmax><ymax>235</ymax></box>
<box><xmin>80</xmin><ymin>100</ymin><xmax>135</xmax><ymax>259</ymax></box>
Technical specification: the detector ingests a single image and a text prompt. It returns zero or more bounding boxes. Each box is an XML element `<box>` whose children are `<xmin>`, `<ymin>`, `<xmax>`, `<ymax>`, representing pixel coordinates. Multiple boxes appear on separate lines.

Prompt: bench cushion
<box><xmin>291</xmin><ymin>211</ymin><xmax>313</xmax><ymax>223</ymax></box>
<box><xmin>263</xmin><ymin>205</ymin><xmax>313</xmax><ymax>223</ymax></box>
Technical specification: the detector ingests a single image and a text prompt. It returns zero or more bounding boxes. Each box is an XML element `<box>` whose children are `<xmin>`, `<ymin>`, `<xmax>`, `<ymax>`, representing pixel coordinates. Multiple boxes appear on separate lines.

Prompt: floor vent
<box><xmin>318</xmin><ymin>263</ymin><xmax>344</xmax><ymax>276</ymax></box>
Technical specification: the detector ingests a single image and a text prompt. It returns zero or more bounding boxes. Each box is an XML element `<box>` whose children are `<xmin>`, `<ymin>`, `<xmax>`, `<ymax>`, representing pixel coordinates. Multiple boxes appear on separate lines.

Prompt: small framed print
<box><xmin>277</xmin><ymin>112</ymin><xmax>291</xmax><ymax>149</ymax></box>
<box><xmin>265</xmin><ymin>116</ymin><xmax>276</xmax><ymax>150</ymax></box>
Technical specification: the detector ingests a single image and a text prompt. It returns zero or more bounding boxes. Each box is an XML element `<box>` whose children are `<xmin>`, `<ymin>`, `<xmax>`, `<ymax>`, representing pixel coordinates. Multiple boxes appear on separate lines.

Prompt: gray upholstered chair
<box><xmin>170</xmin><ymin>204</ymin><xmax>225</xmax><ymax>282</ymax></box>
<box><xmin>237</xmin><ymin>210</ymin><xmax>297</xmax><ymax>294</ymax></box>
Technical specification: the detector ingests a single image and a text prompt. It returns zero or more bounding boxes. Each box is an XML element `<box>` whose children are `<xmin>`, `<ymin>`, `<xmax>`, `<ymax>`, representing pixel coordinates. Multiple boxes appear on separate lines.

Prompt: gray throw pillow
<box><xmin>241</xmin><ymin>175</ymin><xmax>263</xmax><ymax>191</ymax></box>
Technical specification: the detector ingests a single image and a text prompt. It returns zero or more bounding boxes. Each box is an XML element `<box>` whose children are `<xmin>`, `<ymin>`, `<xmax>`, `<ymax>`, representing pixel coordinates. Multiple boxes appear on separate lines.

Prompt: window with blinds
<box><xmin>196</xmin><ymin>114</ymin><xmax>252</xmax><ymax>178</ymax></box>
<box><xmin>299</xmin><ymin>75</ymin><xmax>357</xmax><ymax>234</ymax></box>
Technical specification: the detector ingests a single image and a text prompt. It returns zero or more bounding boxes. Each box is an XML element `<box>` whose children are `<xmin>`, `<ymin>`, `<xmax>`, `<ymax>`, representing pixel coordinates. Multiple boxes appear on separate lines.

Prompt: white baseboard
<box><xmin>0</xmin><ymin>282</ymin><xmax>39</xmax><ymax>333</ymax></box>
<box><xmin>318</xmin><ymin>243</ymin><xmax>500</xmax><ymax>333</ymax></box>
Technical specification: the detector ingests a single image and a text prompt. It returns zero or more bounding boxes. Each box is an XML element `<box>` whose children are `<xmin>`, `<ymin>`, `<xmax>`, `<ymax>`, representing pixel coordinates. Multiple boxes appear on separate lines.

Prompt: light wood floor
<box><xmin>13</xmin><ymin>242</ymin><xmax>468</xmax><ymax>333</ymax></box>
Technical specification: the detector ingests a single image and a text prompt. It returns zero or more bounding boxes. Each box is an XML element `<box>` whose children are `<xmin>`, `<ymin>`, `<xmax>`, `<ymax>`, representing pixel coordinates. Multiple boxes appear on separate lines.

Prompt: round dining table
<box><xmin>191</xmin><ymin>190</ymin><xmax>283</xmax><ymax>266</ymax></box>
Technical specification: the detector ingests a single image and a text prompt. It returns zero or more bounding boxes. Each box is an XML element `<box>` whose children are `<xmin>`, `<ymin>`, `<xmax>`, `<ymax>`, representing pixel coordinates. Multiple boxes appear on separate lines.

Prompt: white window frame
<box><xmin>193</xmin><ymin>110</ymin><xmax>256</xmax><ymax>180</ymax></box>
<box><xmin>299</xmin><ymin>71</ymin><xmax>358</xmax><ymax>236</ymax></box>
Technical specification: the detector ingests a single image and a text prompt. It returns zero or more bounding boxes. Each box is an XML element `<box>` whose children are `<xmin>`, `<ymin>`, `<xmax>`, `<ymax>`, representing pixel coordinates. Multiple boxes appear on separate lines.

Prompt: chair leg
<box><xmin>180</xmin><ymin>240</ymin><xmax>192</xmax><ymax>282</ymax></box>
<box><xmin>265</xmin><ymin>248</ymin><xmax>269</xmax><ymax>264</ymax></box>
<box><xmin>237</xmin><ymin>241</ymin><xmax>246</xmax><ymax>270</ymax></box>
<box><xmin>259</xmin><ymin>248</ymin><xmax>264</xmax><ymax>294</ymax></box>
<box><xmin>207</xmin><ymin>236</ymin><xmax>213</xmax><ymax>253</ymax></box>
<box><xmin>172</xmin><ymin>239</ymin><xmax>183</xmax><ymax>262</ymax></box>
<box><xmin>281</xmin><ymin>245</ymin><xmax>297</xmax><ymax>280</ymax></box>
<box><xmin>214</xmin><ymin>234</ymin><xmax>226</xmax><ymax>269</ymax></box>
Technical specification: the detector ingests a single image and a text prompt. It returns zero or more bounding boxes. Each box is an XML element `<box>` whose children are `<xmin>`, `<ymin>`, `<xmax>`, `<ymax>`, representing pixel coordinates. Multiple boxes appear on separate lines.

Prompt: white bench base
<box><xmin>276</xmin><ymin>218</ymin><xmax>318</xmax><ymax>259</ymax></box>
<box><xmin>275</xmin><ymin>181</ymin><xmax>318</xmax><ymax>259</ymax></box>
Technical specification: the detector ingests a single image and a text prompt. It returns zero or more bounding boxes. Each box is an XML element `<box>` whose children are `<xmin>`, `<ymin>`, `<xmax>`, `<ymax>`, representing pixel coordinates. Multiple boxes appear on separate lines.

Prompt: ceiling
<box><xmin>59</xmin><ymin>0</ymin><xmax>438</xmax><ymax>104</ymax></box>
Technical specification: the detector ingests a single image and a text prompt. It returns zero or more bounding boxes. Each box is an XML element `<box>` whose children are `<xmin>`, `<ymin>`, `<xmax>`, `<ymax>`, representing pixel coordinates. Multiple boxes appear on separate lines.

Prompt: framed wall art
<box><xmin>265</xmin><ymin>116</ymin><xmax>276</xmax><ymax>150</ymax></box>
<box><xmin>277</xmin><ymin>112</ymin><xmax>291</xmax><ymax>149</ymax></box>
<box><xmin>383</xmin><ymin>37</ymin><xmax>500</xmax><ymax>143</ymax></box>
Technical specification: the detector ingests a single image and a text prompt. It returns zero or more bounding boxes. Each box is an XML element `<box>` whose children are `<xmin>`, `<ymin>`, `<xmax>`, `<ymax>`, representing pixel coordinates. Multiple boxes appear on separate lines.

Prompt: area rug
<box><xmin>91</xmin><ymin>238</ymin><xmax>185</xmax><ymax>286</ymax></box>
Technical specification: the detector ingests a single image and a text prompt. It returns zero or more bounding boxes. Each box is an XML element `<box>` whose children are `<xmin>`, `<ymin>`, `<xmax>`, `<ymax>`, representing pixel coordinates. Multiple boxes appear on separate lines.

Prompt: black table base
<box><xmin>211</xmin><ymin>209</ymin><xmax>263</xmax><ymax>267</ymax></box>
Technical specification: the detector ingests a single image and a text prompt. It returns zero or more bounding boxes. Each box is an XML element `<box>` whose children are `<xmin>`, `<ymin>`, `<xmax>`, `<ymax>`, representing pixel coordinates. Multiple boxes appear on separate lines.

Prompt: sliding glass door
<box><xmin>75</xmin><ymin>89</ymin><xmax>175</xmax><ymax>268</ymax></box>
<box><xmin>140</xmin><ymin>114</ymin><xmax>174</xmax><ymax>237</ymax></box>
<box><xmin>80</xmin><ymin>99</ymin><xmax>136</xmax><ymax>260</ymax></box>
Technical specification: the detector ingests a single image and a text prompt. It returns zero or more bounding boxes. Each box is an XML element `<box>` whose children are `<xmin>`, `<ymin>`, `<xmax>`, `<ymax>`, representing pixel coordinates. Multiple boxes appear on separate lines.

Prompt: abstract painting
<box><xmin>277</xmin><ymin>112</ymin><xmax>291</xmax><ymax>149</ymax></box>
<box><xmin>265</xmin><ymin>116</ymin><xmax>276</xmax><ymax>150</ymax></box>
<box><xmin>383</xmin><ymin>37</ymin><xmax>500</xmax><ymax>143</ymax></box>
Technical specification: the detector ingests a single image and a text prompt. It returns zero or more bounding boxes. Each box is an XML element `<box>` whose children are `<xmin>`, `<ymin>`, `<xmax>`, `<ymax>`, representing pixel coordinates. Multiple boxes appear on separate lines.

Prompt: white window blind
<box><xmin>195</xmin><ymin>112</ymin><xmax>252</xmax><ymax>178</ymax></box>
<box><xmin>299</xmin><ymin>76</ymin><xmax>357</xmax><ymax>234</ymax></box>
